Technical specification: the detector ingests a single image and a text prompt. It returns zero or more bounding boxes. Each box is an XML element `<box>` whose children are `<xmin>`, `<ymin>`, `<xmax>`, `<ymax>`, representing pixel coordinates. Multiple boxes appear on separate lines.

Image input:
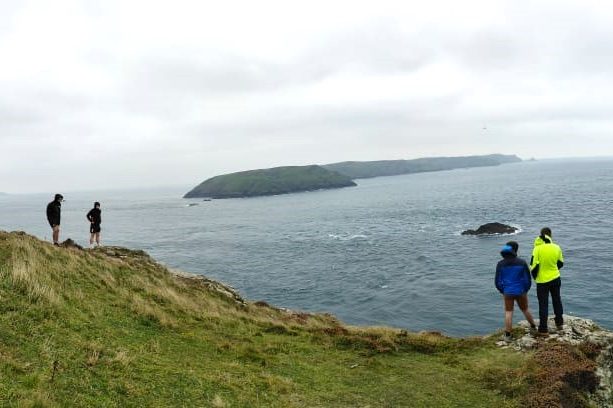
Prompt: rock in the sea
<box><xmin>461</xmin><ymin>222</ymin><xmax>518</xmax><ymax>236</ymax></box>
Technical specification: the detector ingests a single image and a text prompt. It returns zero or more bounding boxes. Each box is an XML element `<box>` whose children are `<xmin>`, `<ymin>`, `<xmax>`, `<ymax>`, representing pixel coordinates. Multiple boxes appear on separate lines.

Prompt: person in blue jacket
<box><xmin>495</xmin><ymin>241</ymin><xmax>537</xmax><ymax>341</ymax></box>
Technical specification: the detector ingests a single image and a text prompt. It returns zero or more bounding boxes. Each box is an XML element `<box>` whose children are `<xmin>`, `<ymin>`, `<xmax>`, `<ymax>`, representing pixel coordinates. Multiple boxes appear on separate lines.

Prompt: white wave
<box><xmin>507</xmin><ymin>224</ymin><xmax>523</xmax><ymax>236</ymax></box>
<box><xmin>328</xmin><ymin>233</ymin><xmax>369</xmax><ymax>241</ymax></box>
<box><xmin>349</xmin><ymin>234</ymin><xmax>368</xmax><ymax>240</ymax></box>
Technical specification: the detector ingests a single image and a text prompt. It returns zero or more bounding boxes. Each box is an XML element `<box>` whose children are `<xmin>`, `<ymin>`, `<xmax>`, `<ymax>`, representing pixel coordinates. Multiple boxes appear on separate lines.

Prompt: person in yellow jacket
<box><xmin>530</xmin><ymin>227</ymin><xmax>564</xmax><ymax>334</ymax></box>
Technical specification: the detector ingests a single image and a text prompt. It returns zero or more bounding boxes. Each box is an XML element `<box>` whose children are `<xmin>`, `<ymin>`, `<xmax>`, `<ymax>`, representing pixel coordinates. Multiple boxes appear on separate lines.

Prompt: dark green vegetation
<box><xmin>184</xmin><ymin>165</ymin><xmax>356</xmax><ymax>199</ymax></box>
<box><xmin>0</xmin><ymin>231</ymin><xmax>601</xmax><ymax>407</ymax></box>
<box><xmin>323</xmin><ymin>154</ymin><xmax>522</xmax><ymax>179</ymax></box>
<box><xmin>184</xmin><ymin>154</ymin><xmax>521</xmax><ymax>199</ymax></box>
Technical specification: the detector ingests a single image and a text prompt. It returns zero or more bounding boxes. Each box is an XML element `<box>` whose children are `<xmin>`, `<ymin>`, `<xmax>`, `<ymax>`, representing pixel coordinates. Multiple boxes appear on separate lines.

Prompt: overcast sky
<box><xmin>1</xmin><ymin>0</ymin><xmax>613</xmax><ymax>193</ymax></box>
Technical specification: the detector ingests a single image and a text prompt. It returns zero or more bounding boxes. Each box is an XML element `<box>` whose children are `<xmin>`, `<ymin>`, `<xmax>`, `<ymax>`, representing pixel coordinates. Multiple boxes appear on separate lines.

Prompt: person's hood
<box><xmin>534</xmin><ymin>235</ymin><xmax>553</xmax><ymax>246</ymax></box>
<box><xmin>500</xmin><ymin>245</ymin><xmax>517</xmax><ymax>258</ymax></box>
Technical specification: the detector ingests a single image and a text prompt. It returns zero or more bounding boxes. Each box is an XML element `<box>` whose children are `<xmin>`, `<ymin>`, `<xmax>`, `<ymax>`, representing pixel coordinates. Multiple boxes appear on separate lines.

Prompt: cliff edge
<box><xmin>0</xmin><ymin>231</ymin><xmax>609</xmax><ymax>407</ymax></box>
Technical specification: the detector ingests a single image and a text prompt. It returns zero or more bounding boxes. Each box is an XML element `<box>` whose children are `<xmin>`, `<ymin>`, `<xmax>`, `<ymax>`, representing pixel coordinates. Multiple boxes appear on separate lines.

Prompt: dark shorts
<box><xmin>504</xmin><ymin>294</ymin><xmax>529</xmax><ymax>312</ymax></box>
<box><xmin>90</xmin><ymin>223</ymin><xmax>101</xmax><ymax>233</ymax></box>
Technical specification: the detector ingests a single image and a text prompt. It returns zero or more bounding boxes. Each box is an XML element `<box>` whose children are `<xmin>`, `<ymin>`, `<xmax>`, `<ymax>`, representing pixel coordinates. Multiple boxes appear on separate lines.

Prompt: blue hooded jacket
<box><xmin>495</xmin><ymin>245</ymin><xmax>532</xmax><ymax>296</ymax></box>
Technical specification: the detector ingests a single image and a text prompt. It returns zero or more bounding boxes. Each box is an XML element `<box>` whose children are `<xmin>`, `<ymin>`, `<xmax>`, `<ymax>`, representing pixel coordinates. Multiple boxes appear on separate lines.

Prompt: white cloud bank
<box><xmin>1</xmin><ymin>0</ymin><xmax>613</xmax><ymax>192</ymax></box>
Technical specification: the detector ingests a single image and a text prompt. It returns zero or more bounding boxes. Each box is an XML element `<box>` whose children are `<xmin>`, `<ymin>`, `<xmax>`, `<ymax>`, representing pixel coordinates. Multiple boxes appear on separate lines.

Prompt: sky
<box><xmin>1</xmin><ymin>0</ymin><xmax>613</xmax><ymax>193</ymax></box>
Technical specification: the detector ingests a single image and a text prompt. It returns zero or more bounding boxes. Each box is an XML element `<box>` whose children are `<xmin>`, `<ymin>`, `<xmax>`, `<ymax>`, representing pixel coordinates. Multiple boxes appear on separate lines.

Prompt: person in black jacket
<box><xmin>46</xmin><ymin>194</ymin><xmax>63</xmax><ymax>245</ymax></box>
<box><xmin>86</xmin><ymin>202</ymin><xmax>102</xmax><ymax>247</ymax></box>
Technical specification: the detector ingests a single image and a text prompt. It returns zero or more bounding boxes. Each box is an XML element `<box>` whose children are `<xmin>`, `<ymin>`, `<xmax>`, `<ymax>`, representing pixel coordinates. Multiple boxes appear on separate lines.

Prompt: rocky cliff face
<box><xmin>497</xmin><ymin>315</ymin><xmax>613</xmax><ymax>407</ymax></box>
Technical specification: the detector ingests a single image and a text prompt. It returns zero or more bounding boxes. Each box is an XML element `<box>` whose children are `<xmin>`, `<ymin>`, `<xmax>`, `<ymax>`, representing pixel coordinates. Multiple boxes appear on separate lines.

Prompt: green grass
<box><xmin>0</xmin><ymin>231</ymin><xmax>546</xmax><ymax>407</ymax></box>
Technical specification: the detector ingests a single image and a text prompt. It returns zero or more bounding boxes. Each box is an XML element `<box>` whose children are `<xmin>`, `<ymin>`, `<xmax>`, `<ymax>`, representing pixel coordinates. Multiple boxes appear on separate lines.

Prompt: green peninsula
<box><xmin>184</xmin><ymin>165</ymin><xmax>356</xmax><ymax>199</ymax></box>
<box><xmin>185</xmin><ymin>154</ymin><xmax>521</xmax><ymax>200</ymax></box>
<box><xmin>324</xmin><ymin>154</ymin><xmax>521</xmax><ymax>179</ymax></box>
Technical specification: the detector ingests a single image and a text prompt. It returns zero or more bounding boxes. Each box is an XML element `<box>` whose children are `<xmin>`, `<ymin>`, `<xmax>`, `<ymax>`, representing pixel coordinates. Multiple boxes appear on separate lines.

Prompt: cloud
<box><xmin>1</xmin><ymin>0</ymin><xmax>613</xmax><ymax>193</ymax></box>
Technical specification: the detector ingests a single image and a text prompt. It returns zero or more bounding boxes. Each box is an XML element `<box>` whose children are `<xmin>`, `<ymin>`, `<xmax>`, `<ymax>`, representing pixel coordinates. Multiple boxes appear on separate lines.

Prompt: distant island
<box><xmin>184</xmin><ymin>165</ymin><xmax>356</xmax><ymax>199</ymax></box>
<box><xmin>184</xmin><ymin>154</ymin><xmax>521</xmax><ymax>199</ymax></box>
<box><xmin>324</xmin><ymin>154</ymin><xmax>521</xmax><ymax>179</ymax></box>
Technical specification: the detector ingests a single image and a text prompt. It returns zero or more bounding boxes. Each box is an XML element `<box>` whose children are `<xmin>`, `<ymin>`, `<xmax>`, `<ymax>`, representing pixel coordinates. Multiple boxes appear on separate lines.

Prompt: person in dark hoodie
<box><xmin>46</xmin><ymin>193</ymin><xmax>63</xmax><ymax>245</ymax></box>
<box><xmin>86</xmin><ymin>202</ymin><xmax>102</xmax><ymax>247</ymax></box>
<box><xmin>495</xmin><ymin>241</ymin><xmax>537</xmax><ymax>342</ymax></box>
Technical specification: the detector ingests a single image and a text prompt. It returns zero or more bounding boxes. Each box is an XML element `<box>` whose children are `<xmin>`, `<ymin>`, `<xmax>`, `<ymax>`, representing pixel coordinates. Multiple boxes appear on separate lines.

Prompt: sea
<box><xmin>1</xmin><ymin>158</ymin><xmax>612</xmax><ymax>336</ymax></box>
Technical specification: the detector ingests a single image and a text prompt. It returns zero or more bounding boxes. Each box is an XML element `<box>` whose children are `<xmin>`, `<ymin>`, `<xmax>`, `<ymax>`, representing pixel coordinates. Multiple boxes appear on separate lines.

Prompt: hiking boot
<box><xmin>529</xmin><ymin>325</ymin><xmax>538</xmax><ymax>334</ymax></box>
<box><xmin>556</xmin><ymin>325</ymin><xmax>564</xmax><ymax>332</ymax></box>
<box><xmin>535</xmin><ymin>330</ymin><xmax>549</xmax><ymax>338</ymax></box>
<box><xmin>501</xmin><ymin>333</ymin><xmax>513</xmax><ymax>343</ymax></box>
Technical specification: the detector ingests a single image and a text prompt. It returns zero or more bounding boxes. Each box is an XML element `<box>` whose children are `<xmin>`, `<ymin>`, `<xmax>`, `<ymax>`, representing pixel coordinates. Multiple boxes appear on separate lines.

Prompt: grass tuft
<box><xmin>211</xmin><ymin>395</ymin><xmax>226</xmax><ymax>407</ymax></box>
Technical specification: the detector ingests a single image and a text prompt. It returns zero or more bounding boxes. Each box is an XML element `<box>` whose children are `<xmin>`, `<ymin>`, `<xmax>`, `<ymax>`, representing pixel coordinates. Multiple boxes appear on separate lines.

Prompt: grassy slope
<box><xmin>0</xmin><ymin>231</ymin><xmax>539</xmax><ymax>407</ymax></box>
<box><xmin>184</xmin><ymin>165</ymin><xmax>356</xmax><ymax>199</ymax></box>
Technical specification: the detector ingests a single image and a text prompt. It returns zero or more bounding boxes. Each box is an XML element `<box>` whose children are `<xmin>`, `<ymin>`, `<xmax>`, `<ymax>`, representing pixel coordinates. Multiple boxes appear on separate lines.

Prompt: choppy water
<box><xmin>1</xmin><ymin>159</ymin><xmax>612</xmax><ymax>336</ymax></box>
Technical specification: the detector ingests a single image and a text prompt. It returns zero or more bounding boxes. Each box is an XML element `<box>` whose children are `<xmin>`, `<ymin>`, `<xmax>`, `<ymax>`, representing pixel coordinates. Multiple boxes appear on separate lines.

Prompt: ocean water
<box><xmin>1</xmin><ymin>158</ymin><xmax>612</xmax><ymax>336</ymax></box>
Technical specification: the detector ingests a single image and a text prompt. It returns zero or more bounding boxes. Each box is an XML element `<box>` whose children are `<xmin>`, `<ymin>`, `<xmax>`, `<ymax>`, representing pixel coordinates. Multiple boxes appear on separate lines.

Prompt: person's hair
<box><xmin>506</xmin><ymin>241</ymin><xmax>519</xmax><ymax>253</ymax></box>
<box><xmin>540</xmin><ymin>227</ymin><xmax>552</xmax><ymax>243</ymax></box>
<box><xmin>94</xmin><ymin>202</ymin><xmax>100</xmax><ymax>207</ymax></box>
<box><xmin>54</xmin><ymin>193</ymin><xmax>63</xmax><ymax>201</ymax></box>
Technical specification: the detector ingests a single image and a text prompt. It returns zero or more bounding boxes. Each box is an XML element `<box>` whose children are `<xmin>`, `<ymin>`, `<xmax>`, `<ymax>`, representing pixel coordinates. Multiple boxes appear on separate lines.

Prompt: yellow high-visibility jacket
<box><xmin>531</xmin><ymin>235</ymin><xmax>564</xmax><ymax>284</ymax></box>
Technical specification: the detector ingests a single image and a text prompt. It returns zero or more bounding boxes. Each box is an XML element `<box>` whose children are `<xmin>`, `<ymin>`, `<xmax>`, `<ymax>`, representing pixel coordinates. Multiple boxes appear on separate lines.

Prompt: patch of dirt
<box><xmin>523</xmin><ymin>343</ymin><xmax>598</xmax><ymax>408</ymax></box>
<box><xmin>317</xmin><ymin>326</ymin><xmax>350</xmax><ymax>337</ymax></box>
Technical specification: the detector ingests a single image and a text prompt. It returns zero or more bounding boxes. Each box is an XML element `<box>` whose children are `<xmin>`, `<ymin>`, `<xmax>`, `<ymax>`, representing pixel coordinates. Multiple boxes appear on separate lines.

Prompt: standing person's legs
<box><xmin>550</xmin><ymin>278</ymin><xmax>564</xmax><ymax>328</ymax></box>
<box><xmin>517</xmin><ymin>294</ymin><xmax>537</xmax><ymax>328</ymax></box>
<box><xmin>52</xmin><ymin>225</ymin><xmax>60</xmax><ymax>244</ymax></box>
<box><xmin>504</xmin><ymin>296</ymin><xmax>515</xmax><ymax>333</ymax></box>
<box><xmin>95</xmin><ymin>232</ymin><xmax>100</xmax><ymax>245</ymax></box>
<box><xmin>536</xmin><ymin>283</ymin><xmax>550</xmax><ymax>332</ymax></box>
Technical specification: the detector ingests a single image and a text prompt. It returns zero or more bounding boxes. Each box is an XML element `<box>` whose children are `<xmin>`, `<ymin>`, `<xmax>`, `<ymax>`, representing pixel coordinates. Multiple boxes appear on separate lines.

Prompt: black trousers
<box><xmin>536</xmin><ymin>277</ymin><xmax>563</xmax><ymax>331</ymax></box>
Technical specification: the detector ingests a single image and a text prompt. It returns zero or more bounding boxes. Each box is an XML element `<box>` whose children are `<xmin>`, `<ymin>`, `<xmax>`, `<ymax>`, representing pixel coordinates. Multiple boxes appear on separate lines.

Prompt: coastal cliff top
<box><xmin>0</xmin><ymin>230</ymin><xmax>610</xmax><ymax>407</ymax></box>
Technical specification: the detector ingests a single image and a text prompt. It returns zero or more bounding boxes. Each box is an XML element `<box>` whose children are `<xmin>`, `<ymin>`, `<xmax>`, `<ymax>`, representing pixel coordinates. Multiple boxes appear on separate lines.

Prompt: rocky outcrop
<box><xmin>462</xmin><ymin>222</ymin><xmax>518</xmax><ymax>236</ymax></box>
<box><xmin>60</xmin><ymin>238</ymin><xmax>83</xmax><ymax>250</ymax></box>
<box><xmin>170</xmin><ymin>269</ymin><xmax>246</xmax><ymax>306</ymax></box>
<box><xmin>497</xmin><ymin>315</ymin><xmax>613</xmax><ymax>407</ymax></box>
